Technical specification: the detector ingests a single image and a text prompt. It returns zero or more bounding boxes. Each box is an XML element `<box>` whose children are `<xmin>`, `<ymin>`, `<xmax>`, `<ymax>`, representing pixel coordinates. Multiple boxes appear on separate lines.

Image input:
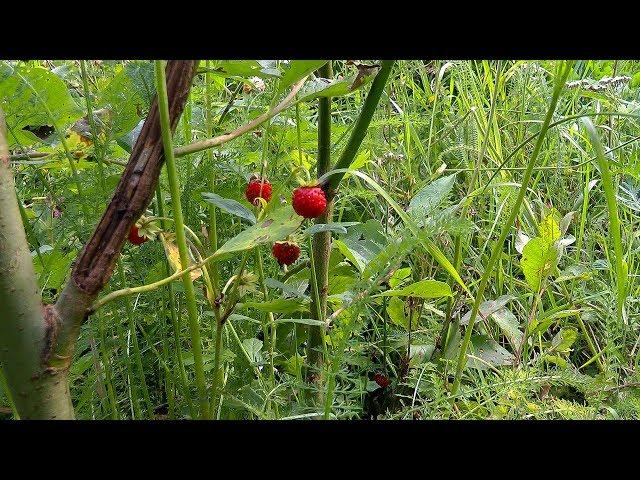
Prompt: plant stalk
<box><xmin>155</xmin><ymin>60</ymin><xmax>211</xmax><ymax>419</ymax></box>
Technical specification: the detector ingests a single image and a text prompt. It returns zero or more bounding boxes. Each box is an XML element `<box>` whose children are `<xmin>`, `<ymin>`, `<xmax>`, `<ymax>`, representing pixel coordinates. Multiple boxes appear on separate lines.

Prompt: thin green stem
<box><xmin>154</xmin><ymin>60</ymin><xmax>211</xmax><ymax>420</ymax></box>
<box><xmin>451</xmin><ymin>61</ymin><xmax>573</xmax><ymax>397</ymax></box>
<box><xmin>117</xmin><ymin>261</ymin><xmax>153</xmax><ymax>417</ymax></box>
<box><xmin>582</xmin><ymin>117</ymin><xmax>627</xmax><ymax>340</ymax></box>
<box><xmin>326</xmin><ymin>61</ymin><xmax>395</xmax><ymax>195</ymax></box>
<box><xmin>79</xmin><ymin>60</ymin><xmax>107</xmax><ymax>196</ymax></box>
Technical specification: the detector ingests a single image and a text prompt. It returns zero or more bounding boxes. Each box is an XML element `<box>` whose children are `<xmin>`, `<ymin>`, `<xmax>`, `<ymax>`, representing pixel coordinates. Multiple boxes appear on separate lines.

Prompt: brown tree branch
<box><xmin>52</xmin><ymin>60</ymin><xmax>199</xmax><ymax>378</ymax></box>
<box><xmin>0</xmin><ymin>60</ymin><xmax>198</xmax><ymax>419</ymax></box>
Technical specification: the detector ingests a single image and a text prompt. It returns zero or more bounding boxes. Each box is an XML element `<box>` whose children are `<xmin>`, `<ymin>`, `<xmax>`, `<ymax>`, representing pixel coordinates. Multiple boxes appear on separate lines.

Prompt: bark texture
<box><xmin>0</xmin><ymin>60</ymin><xmax>198</xmax><ymax>419</ymax></box>
<box><xmin>0</xmin><ymin>110</ymin><xmax>74</xmax><ymax>419</ymax></box>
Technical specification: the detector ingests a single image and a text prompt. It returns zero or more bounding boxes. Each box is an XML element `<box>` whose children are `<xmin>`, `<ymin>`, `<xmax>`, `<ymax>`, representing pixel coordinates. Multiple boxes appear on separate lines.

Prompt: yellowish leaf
<box><xmin>160</xmin><ymin>233</ymin><xmax>202</xmax><ymax>281</ymax></box>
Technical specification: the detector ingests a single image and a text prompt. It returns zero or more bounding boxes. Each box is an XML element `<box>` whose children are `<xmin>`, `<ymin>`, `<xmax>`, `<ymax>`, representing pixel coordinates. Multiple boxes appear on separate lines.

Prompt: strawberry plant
<box><xmin>1</xmin><ymin>59</ymin><xmax>640</xmax><ymax>421</ymax></box>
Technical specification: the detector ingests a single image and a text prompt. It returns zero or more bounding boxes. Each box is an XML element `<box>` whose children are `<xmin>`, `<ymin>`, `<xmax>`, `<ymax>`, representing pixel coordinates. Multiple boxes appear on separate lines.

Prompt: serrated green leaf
<box><xmin>408</xmin><ymin>174</ymin><xmax>457</xmax><ymax>218</ymax></box>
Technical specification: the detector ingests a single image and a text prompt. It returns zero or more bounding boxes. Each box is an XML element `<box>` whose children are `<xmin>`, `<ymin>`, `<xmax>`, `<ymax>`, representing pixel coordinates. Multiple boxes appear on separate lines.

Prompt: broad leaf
<box><xmin>264</xmin><ymin>278</ymin><xmax>308</xmax><ymax>299</ymax></box>
<box><xmin>467</xmin><ymin>334</ymin><xmax>515</xmax><ymax>369</ymax></box>
<box><xmin>202</xmin><ymin>192</ymin><xmax>257</xmax><ymax>224</ymax></box>
<box><xmin>98</xmin><ymin>61</ymin><xmax>155</xmax><ymax>138</ymax></box>
<box><xmin>388</xmin><ymin>267</ymin><xmax>412</xmax><ymax>288</ymax></box>
<box><xmin>33</xmin><ymin>248</ymin><xmax>76</xmax><ymax>291</ymax></box>
<box><xmin>460</xmin><ymin>295</ymin><xmax>516</xmax><ymax>325</ymax></box>
<box><xmin>491</xmin><ymin>307</ymin><xmax>524</xmax><ymax>349</ymax></box>
<box><xmin>377</xmin><ymin>279</ymin><xmax>452</xmax><ymax>299</ymax></box>
<box><xmin>521</xmin><ymin>236</ymin><xmax>558</xmax><ymax>291</ymax></box>
<box><xmin>334</xmin><ymin>220</ymin><xmax>387</xmax><ymax>272</ymax></box>
<box><xmin>298</xmin><ymin>66</ymin><xmax>380</xmax><ymax>103</ymax></box>
<box><xmin>206</xmin><ymin>60</ymin><xmax>281</xmax><ymax>79</ymax></box>
<box><xmin>213</xmin><ymin>205</ymin><xmax>303</xmax><ymax>259</ymax></box>
<box><xmin>242</xmin><ymin>338</ymin><xmax>264</xmax><ymax>364</ymax></box>
<box><xmin>318</xmin><ymin>169</ymin><xmax>469</xmax><ymax>295</ymax></box>
<box><xmin>304</xmin><ymin>222</ymin><xmax>359</xmax><ymax>236</ymax></box>
<box><xmin>278</xmin><ymin>60</ymin><xmax>327</xmax><ymax>92</ymax></box>
<box><xmin>160</xmin><ymin>233</ymin><xmax>202</xmax><ymax>281</ymax></box>
<box><xmin>460</xmin><ymin>294</ymin><xmax>523</xmax><ymax>349</ymax></box>
<box><xmin>538</xmin><ymin>209</ymin><xmax>561</xmax><ymax>243</ymax></box>
<box><xmin>386</xmin><ymin>296</ymin><xmax>408</xmax><ymax>330</ymax></box>
<box><xmin>550</xmin><ymin>328</ymin><xmax>578</xmax><ymax>354</ymax></box>
<box><xmin>0</xmin><ymin>63</ymin><xmax>83</xmax><ymax>146</ymax></box>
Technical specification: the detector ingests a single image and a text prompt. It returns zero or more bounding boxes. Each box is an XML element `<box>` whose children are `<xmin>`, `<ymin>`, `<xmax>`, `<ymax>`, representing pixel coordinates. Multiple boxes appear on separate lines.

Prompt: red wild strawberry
<box><xmin>245</xmin><ymin>179</ymin><xmax>272</xmax><ymax>205</ymax></box>
<box><xmin>272</xmin><ymin>241</ymin><xmax>301</xmax><ymax>266</ymax></box>
<box><xmin>292</xmin><ymin>185</ymin><xmax>327</xmax><ymax>219</ymax></box>
<box><xmin>128</xmin><ymin>225</ymin><xmax>148</xmax><ymax>246</ymax></box>
<box><xmin>373</xmin><ymin>372</ymin><xmax>390</xmax><ymax>388</ymax></box>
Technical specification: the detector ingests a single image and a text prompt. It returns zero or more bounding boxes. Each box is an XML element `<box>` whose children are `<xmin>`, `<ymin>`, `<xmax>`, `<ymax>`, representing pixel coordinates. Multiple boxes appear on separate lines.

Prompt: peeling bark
<box><xmin>71</xmin><ymin>60</ymin><xmax>198</xmax><ymax>296</ymax></box>
<box><xmin>0</xmin><ymin>61</ymin><xmax>198</xmax><ymax>419</ymax></box>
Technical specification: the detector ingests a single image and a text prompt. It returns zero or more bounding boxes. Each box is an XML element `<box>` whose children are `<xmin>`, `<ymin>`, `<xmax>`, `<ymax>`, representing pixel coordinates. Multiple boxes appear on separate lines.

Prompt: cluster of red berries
<box><xmin>245</xmin><ymin>178</ymin><xmax>328</xmax><ymax>220</ymax></box>
<box><xmin>245</xmin><ymin>177</ymin><xmax>328</xmax><ymax>267</ymax></box>
<box><xmin>128</xmin><ymin>178</ymin><xmax>328</xmax><ymax>267</ymax></box>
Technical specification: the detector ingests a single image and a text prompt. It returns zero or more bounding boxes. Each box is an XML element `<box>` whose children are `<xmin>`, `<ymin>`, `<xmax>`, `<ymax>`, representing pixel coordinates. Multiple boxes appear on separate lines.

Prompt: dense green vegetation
<box><xmin>1</xmin><ymin>59</ymin><xmax>640</xmax><ymax>420</ymax></box>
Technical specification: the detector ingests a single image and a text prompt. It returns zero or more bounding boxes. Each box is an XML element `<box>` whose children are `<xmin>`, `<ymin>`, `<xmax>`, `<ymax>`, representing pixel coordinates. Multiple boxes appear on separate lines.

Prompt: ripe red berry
<box><xmin>271</xmin><ymin>241</ymin><xmax>301</xmax><ymax>266</ymax></box>
<box><xmin>373</xmin><ymin>373</ymin><xmax>390</xmax><ymax>388</ymax></box>
<box><xmin>292</xmin><ymin>185</ymin><xmax>327</xmax><ymax>219</ymax></box>
<box><xmin>128</xmin><ymin>225</ymin><xmax>148</xmax><ymax>246</ymax></box>
<box><xmin>245</xmin><ymin>179</ymin><xmax>272</xmax><ymax>205</ymax></box>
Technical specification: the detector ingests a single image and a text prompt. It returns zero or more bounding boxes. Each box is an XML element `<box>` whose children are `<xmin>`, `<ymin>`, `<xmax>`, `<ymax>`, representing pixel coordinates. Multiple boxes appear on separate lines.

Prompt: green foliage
<box><xmin>98</xmin><ymin>61</ymin><xmax>155</xmax><ymax>139</ymax></box>
<box><xmin>213</xmin><ymin>205</ymin><xmax>303</xmax><ymax>259</ymax></box>
<box><xmin>520</xmin><ymin>210</ymin><xmax>562</xmax><ymax>291</ymax></box>
<box><xmin>0</xmin><ymin>62</ymin><xmax>83</xmax><ymax>146</ymax></box>
<box><xmin>5</xmin><ymin>59</ymin><xmax>640</xmax><ymax>420</ymax></box>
